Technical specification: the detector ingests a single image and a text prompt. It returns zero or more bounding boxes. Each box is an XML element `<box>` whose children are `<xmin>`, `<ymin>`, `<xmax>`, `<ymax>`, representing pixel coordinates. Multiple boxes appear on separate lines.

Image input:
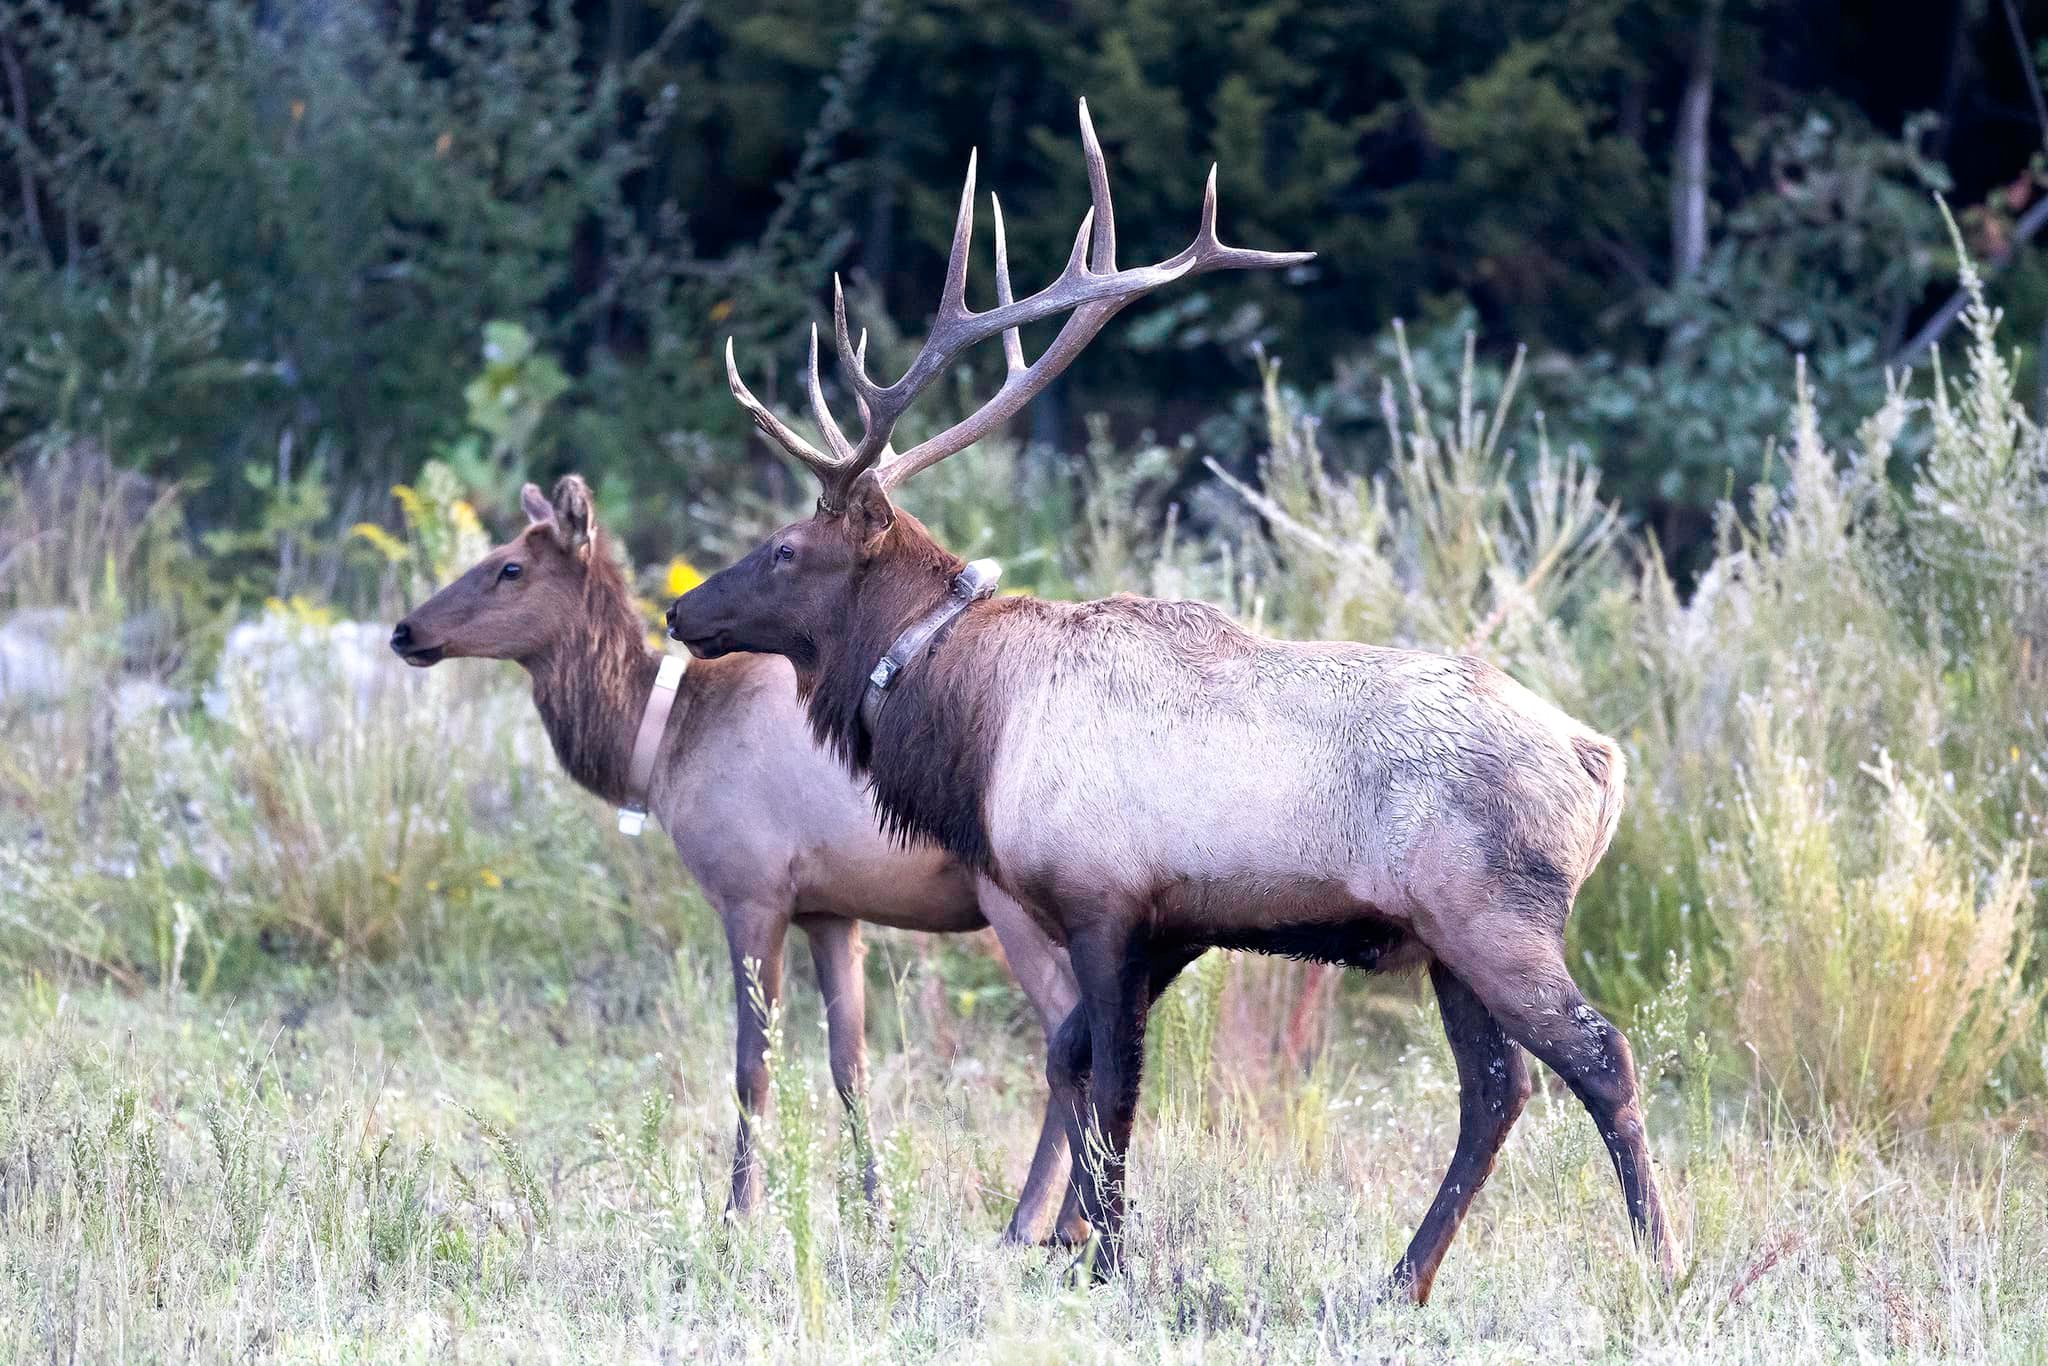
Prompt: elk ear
<box><xmin>520</xmin><ymin>482</ymin><xmax>556</xmax><ymax>529</ymax></box>
<box><xmin>548</xmin><ymin>474</ymin><xmax>594</xmax><ymax>554</ymax></box>
<box><xmin>843</xmin><ymin>472</ymin><xmax>895</xmax><ymax>550</ymax></box>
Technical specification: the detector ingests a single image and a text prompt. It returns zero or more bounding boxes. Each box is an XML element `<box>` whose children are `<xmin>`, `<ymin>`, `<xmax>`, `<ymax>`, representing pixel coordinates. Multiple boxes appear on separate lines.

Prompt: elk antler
<box><xmin>724</xmin><ymin>99</ymin><xmax>1315</xmax><ymax>510</ymax></box>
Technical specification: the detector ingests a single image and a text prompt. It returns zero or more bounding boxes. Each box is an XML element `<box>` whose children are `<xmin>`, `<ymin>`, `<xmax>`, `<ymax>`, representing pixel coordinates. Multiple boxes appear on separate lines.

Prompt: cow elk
<box><xmin>667</xmin><ymin>101</ymin><xmax>1677</xmax><ymax>1300</ymax></box>
<box><xmin>390</xmin><ymin>476</ymin><xmax>1086</xmax><ymax>1244</ymax></box>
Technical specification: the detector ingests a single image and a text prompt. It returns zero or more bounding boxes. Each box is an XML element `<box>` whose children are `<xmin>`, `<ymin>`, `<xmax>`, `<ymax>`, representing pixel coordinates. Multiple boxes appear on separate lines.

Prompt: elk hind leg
<box><xmin>978</xmin><ymin>879</ymin><xmax>1087</xmax><ymax>1246</ymax></box>
<box><xmin>1434</xmin><ymin>909</ymin><xmax>1676</xmax><ymax>1280</ymax></box>
<box><xmin>1386</xmin><ymin>960</ymin><xmax>1531</xmax><ymax>1305</ymax></box>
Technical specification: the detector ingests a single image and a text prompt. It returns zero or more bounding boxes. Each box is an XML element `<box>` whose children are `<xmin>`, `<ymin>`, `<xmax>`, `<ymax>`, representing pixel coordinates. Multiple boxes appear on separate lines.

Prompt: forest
<box><xmin>3</xmin><ymin>1</ymin><xmax>2045</xmax><ymax>571</ymax></box>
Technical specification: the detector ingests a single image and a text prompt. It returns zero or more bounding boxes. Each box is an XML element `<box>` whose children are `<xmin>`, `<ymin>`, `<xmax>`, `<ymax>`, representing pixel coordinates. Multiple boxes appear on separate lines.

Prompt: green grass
<box><xmin>3</xmin><ymin>959</ymin><xmax>2045</xmax><ymax>1361</ymax></box>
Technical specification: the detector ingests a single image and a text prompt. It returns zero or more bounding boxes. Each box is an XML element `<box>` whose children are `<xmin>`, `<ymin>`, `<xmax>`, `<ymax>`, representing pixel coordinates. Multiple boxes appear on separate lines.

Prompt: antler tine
<box><xmin>851</xmin><ymin>330</ymin><xmax>874</xmax><ymax>422</ymax></box>
<box><xmin>938</xmin><ymin>149</ymin><xmax>978</xmax><ymax>319</ymax></box>
<box><xmin>831</xmin><ymin>275</ymin><xmax>882</xmax><ymax>411</ymax></box>
<box><xmin>874</xmin><ymin>125</ymin><xmax>1313</xmax><ymax>492</ymax></box>
<box><xmin>729</xmin><ymin>100</ymin><xmax>1314</xmax><ymax>503</ymax></box>
<box><xmin>803</xmin><ymin>325</ymin><xmax>856</xmax><ymax>463</ymax></box>
<box><xmin>990</xmin><ymin>193</ymin><xmax>1024</xmax><ymax>374</ymax></box>
<box><xmin>1167</xmin><ymin>162</ymin><xmax>1317</xmax><ymax>275</ymax></box>
<box><xmin>725</xmin><ymin>336</ymin><xmax>840</xmax><ymax>478</ymax></box>
<box><xmin>1076</xmin><ymin>97</ymin><xmax>1116</xmax><ymax>272</ymax></box>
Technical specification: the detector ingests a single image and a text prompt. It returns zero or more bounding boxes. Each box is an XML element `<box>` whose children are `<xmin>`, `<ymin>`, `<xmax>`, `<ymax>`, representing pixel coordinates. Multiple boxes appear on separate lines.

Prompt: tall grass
<box><xmin>1195</xmin><ymin>265</ymin><xmax>2042</xmax><ymax>1127</ymax></box>
<box><xmin>0</xmin><ymin>575</ymin><xmax>697</xmax><ymax>992</ymax></box>
<box><xmin>1707</xmin><ymin>702</ymin><xmax>2036</xmax><ymax>1123</ymax></box>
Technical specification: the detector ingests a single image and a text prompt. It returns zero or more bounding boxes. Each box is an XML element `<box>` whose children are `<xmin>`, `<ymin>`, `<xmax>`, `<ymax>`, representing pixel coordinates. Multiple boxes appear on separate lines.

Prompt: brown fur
<box><xmin>669</xmin><ymin>483</ymin><xmax>1677</xmax><ymax>1298</ymax></box>
<box><xmin>393</xmin><ymin>477</ymin><xmax>1089</xmax><ymax>1245</ymax></box>
<box><xmin>525</xmin><ymin>528</ymin><xmax>662</xmax><ymax>804</ymax></box>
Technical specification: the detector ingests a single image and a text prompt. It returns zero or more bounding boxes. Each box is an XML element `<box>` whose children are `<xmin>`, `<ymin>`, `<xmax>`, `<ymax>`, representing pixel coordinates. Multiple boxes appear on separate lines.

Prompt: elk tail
<box><xmin>1571</xmin><ymin>732</ymin><xmax>1627</xmax><ymax>880</ymax></box>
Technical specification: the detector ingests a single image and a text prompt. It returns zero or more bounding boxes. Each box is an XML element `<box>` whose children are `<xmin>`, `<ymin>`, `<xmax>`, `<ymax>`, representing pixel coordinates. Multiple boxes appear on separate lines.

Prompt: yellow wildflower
<box><xmin>666</xmin><ymin>556</ymin><xmax>705</xmax><ymax>598</ymax></box>
<box><xmin>351</xmin><ymin>522</ymin><xmax>410</xmax><ymax>564</ymax></box>
<box><xmin>391</xmin><ymin>483</ymin><xmax>428</xmax><ymax>535</ymax></box>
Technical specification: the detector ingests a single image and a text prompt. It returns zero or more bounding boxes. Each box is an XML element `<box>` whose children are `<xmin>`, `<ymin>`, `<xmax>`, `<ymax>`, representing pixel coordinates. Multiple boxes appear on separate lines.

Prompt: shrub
<box><xmin>0</xmin><ymin>592</ymin><xmax>697</xmax><ymax>989</ymax></box>
<box><xmin>1706</xmin><ymin>701</ymin><xmax>2036</xmax><ymax>1124</ymax></box>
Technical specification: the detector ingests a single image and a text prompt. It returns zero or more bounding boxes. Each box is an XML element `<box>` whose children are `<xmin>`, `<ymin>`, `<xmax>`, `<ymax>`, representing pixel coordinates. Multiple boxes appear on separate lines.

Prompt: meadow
<box><xmin>2</xmin><ymin>251</ymin><xmax>2045</xmax><ymax>1361</ymax></box>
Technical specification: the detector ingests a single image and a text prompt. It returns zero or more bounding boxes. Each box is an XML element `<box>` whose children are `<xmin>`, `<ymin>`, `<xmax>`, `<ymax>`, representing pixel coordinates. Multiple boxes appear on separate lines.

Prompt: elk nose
<box><xmin>664</xmin><ymin>600</ymin><xmax>679</xmax><ymax>636</ymax></box>
<box><xmin>389</xmin><ymin>621</ymin><xmax>413</xmax><ymax>656</ymax></box>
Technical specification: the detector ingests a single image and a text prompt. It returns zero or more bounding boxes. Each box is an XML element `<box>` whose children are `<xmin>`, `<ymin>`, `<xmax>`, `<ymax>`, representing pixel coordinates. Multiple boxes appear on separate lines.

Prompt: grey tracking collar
<box><xmin>860</xmin><ymin>558</ymin><xmax>1001</xmax><ymax>735</ymax></box>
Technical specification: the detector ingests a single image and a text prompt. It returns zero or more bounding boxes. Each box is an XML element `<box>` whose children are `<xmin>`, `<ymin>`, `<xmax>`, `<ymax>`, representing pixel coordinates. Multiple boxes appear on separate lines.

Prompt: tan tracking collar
<box><xmin>618</xmin><ymin>650</ymin><xmax>688</xmax><ymax>837</ymax></box>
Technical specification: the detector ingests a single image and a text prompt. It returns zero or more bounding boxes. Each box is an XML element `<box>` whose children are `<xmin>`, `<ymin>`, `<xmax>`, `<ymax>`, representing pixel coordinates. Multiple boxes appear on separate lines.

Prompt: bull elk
<box><xmin>668</xmin><ymin>101</ymin><xmax>1677</xmax><ymax>1300</ymax></box>
<box><xmin>389</xmin><ymin>476</ymin><xmax>1087</xmax><ymax>1244</ymax></box>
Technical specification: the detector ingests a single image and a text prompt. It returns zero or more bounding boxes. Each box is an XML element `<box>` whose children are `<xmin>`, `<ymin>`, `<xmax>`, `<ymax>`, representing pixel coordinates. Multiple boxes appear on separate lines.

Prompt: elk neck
<box><xmin>523</xmin><ymin>559</ymin><xmax>694</xmax><ymax>808</ymax></box>
<box><xmin>802</xmin><ymin>518</ymin><xmax>1009</xmax><ymax>874</ymax></box>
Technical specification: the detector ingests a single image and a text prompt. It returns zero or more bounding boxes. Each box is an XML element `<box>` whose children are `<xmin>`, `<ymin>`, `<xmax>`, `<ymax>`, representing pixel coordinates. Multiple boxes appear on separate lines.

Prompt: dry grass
<box><xmin>2</xmin><ymin>961</ymin><xmax>2045</xmax><ymax>1362</ymax></box>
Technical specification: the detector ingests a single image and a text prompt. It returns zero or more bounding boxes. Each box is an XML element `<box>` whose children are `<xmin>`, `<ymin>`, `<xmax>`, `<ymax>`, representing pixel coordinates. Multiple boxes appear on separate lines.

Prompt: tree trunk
<box><xmin>0</xmin><ymin>34</ymin><xmax>49</xmax><ymax>269</ymax></box>
<box><xmin>1669</xmin><ymin>0</ymin><xmax>1723</xmax><ymax>286</ymax></box>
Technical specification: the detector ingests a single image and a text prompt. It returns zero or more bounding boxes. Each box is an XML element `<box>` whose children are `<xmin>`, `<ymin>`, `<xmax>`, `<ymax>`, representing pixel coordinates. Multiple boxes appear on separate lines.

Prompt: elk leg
<box><xmin>1386</xmin><ymin>961</ymin><xmax>1531</xmax><ymax>1305</ymax></box>
<box><xmin>977</xmin><ymin>879</ymin><xmax>1085</xmax><ymax>1246</ymax></box>
<box><xmin>722</xmin><ymin>908</ymin><xmax>789</xmax><ymax>1218</ymax></box>
<box><xmin>1044</xmin><ymin>1004</ymin><xmax>1095</xmax><ymax>1242</ymax></box>
<box><xmin>1438</xmin><ymin>924</ymin><xmax>1677</xmax><ymax>1281</ymax></box>
<box><xmin>805</xmin><ymin>917</ymin><xmax>877</xmax><ymax>1204</ymax></box>
<box><xmin>1062</xmin><ymin>928</ymin><xmax>1201</xmax><ymax>1279</ymax></box>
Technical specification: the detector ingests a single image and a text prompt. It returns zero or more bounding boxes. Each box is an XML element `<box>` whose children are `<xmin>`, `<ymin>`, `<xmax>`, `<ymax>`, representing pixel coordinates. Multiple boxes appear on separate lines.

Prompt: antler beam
<box><xmin>724</xmin><ymin>98</ymin><xmax>1315</xmax><ymax>510</ymax></box>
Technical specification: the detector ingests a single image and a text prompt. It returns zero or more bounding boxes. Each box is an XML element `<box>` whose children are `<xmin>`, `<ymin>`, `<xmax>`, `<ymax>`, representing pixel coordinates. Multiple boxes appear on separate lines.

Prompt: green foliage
<box><xmin>0</xmin><ymin>0</ymin><xmax>705</xmax><ymax>510</ymax></box>
<box><xmin>1571</xmin><ymin>111</ymin><xmax>1950</xmax><ymax>517</ymax></box>
<box><xmin>2</xmin><ymin>0</ymin><xmax>2033</xmax><ymax>567</ymax></box>
<box><xmin>1</xmin><ymin>257</ymin><xmax>272</xmax><ymax>468</ymax></box>
<box><xmin>444</xmin><ymin>322</ymin><xmax>573</xmax><ymax>514</ymax></box>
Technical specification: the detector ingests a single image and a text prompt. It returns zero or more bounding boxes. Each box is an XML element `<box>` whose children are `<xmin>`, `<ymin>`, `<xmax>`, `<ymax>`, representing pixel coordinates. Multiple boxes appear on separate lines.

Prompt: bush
<box><xmin>1196</xmin><ymin>244</ymin><xmax>2044</xmax><ymax>1124</ymax></box>
<box><xmin>1707</xmin><ymin>702</ymin><xmax>2035</xmax><ymax>1124</ymax></box>
<box><xmin>0</xmin><ymin>0</ymin><xmax>708</xmax><ymax>516</ymax></box>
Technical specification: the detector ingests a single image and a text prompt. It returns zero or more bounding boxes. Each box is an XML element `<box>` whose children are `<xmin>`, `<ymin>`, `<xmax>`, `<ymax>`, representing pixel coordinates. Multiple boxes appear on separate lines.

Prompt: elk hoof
<box><xmin>1047</xmin><ymin>1215</ymin><xmax>1092</xmax><ymax>1250</ymax></box>
<box><xmin>1062</xmin><ymin>1235</ymin><xmax>1119</xmax><ymax>1286</ymax></box>
<box><xmin>1370</xmin><ymin>1268</ymin><xmax>1429</xmax><ymax>1308</ymax></box>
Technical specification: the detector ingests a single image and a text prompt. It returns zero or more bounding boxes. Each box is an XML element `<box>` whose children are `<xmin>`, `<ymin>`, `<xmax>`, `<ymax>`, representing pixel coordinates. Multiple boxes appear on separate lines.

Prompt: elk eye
<box><xmin>775</xmin><ymin>544</ymin><xmax>795</xmax><ymax>563</ymax></box>
<box><xmin>499</xmin><ymin>563</ymin><xmax>523</xmax><ymax>581</ymax></box>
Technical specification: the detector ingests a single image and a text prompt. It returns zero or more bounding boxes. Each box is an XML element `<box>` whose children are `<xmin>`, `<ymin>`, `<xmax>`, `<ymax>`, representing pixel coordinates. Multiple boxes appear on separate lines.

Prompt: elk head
<box><xmin>668</xmin><ymin>100</ymin><xmax>1312</xmax><ymax>674</ymax></box>
<box><xmin>391</xmin><ymin>475</ymin><xmax>603</xmax><ymax>667</ymax></box>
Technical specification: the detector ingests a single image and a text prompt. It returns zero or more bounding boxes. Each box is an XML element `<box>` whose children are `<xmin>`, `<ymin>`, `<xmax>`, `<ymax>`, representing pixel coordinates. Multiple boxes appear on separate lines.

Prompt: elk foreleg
<box><xmin>1059</xmin><ymin>925</ymin><xmax>1202</xmax><ymax>1279</ymax></box>
<box><xmin>722</xmin><ymin>906</ymin><xmax>789</xmax><ymax>1218</ymax></box>
<box><xmin>1387</xmin><ymin>961</ymin><xmax>1532</xmax><ymax>1304</ymax></box>
<box><xmin>804</xmin><ymin>916</ymin><xmax>877</xmax><ymax>1204</ymax></box>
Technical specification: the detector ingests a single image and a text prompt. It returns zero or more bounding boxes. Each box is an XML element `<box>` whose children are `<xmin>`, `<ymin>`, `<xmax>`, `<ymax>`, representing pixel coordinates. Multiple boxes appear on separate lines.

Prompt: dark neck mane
<box><xmin>801</xmin><ymin>515</ymin><xmax>1005</xmax><ymax>872</ymax></box>
<box><xmin>524</xmin><ymin>538</ymin><xmax>663</xmax><ymax>806</ymax></box>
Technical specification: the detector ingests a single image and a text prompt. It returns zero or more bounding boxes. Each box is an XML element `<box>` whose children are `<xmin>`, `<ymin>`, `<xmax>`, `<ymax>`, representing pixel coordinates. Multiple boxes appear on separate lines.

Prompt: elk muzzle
<box><xmin>388</xmin><ymin>619</ymin><xmax>444</xmax><ymax>667</ymax></box>
<box><xmin>665</xmin><ymin>561</ymin><xmax>756</xmax><ymax>660</ymax></box>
